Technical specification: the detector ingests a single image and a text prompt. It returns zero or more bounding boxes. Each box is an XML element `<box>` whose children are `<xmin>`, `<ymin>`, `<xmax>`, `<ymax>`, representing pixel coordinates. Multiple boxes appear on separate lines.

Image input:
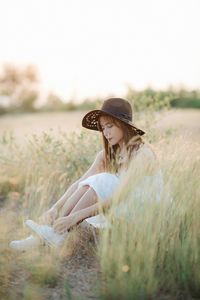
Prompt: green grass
<box><xmin>171</xmin><ymin>98</ymin><xmax>200</xmax><ymax>109</ymax></box>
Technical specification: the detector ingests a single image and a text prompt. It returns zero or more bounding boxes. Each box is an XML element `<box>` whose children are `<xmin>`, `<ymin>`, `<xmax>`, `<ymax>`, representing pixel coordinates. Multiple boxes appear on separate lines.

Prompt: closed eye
<box><xmin>101</xmin><ymin>122</ymin><xmax>113</xmax><ymax>130</ymax></box>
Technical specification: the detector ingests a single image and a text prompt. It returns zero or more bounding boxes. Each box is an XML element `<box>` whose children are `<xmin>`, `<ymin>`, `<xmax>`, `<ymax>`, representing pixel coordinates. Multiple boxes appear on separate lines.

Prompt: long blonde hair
<box><xmin>97</xmin><ymin>114</ymin><xmax>144</xmax><ymax>173</ymax></box>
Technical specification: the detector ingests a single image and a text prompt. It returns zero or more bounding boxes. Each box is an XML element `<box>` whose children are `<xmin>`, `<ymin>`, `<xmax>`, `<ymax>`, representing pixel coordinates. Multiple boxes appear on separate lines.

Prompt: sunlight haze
<box><xmin>0</xmin><ymin>0</ymin><xmax>199</xmax><ymax>101</ymax></box>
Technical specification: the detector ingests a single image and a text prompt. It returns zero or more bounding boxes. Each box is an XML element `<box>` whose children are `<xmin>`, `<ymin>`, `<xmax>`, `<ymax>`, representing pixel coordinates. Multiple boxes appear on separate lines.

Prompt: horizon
<box><xmin>0</xmin><ymin>0</ymin><xmax>200</xmax><ymax>101</ymax></box>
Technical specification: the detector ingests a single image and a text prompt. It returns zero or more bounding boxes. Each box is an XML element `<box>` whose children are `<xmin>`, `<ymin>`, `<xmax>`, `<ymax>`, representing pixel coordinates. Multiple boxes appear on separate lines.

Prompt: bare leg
<box><xmin>70</xmin><ymin>187</ymin><xmax>98</xmax><ymax>214</ymax></box>
<box><xmin>60</xmin><ymin>185</ymin><xmax>89</xmax><ymax>217</ymax></box>
<box><xmin>53</xmin><ymin>188</ymin><xmax>99</xmax><ymax>233</ymax></box>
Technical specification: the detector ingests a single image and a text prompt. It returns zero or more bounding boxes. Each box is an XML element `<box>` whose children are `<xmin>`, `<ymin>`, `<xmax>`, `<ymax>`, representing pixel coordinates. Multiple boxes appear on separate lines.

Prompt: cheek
<box><xmin>119</xmin><ymin>128</ymin><xmax>124</xmax><ymax>139</ymax></box>
<box><xmin>113</xmin><ymin>127</ymin><xmax>124</xmax><ymax>139</ymax></box>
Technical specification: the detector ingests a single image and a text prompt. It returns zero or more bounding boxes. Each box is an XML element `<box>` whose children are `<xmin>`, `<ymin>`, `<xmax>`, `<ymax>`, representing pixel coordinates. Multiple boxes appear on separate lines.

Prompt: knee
<box><xmin>78</xmin><ymin>185</ymin><xmax>90</xmax><ymax>195</ymax></box>
<box><xmin>79</xmin><ymin>185</ymin><xmax>90</xmax><ymax>191</ymax></box>
<box><xmin>88</xmin><ymin>187</ymin><xmax>98</xmax><ymax>201</ymax></box>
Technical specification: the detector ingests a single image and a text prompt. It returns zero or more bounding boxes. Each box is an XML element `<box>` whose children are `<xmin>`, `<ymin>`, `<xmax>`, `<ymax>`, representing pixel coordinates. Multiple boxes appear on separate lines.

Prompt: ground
<box><xmin>0</xmin><ymin>109</ymin><xmax>200</xmax><ymax>142</ymax></box>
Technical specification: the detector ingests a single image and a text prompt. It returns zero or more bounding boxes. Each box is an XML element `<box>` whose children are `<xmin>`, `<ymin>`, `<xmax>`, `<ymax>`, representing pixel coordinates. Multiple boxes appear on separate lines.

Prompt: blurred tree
<box><xmin>44</xmin><ymin>92</ymin><xmax>66</xmax><ymax>111</ymax></box>
<box><xmin>125</xmin><ymin>86</ymin><xmax>171</xmax><ymax>113</ymax></box>
<box><xmin>0</xmin><ymin>64</ymin><xmax>40</xmax><ymax>112</ymax></box>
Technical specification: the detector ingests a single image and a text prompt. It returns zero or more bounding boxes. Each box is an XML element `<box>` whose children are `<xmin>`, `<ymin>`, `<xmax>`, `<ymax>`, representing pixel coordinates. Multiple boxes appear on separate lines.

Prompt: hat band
<box><xmin>102</xmin><ymin>109</ymin><xmax>132</xmax><ymax>122</ymax></box>
<box><xmin>118</xmin><ymin>113</ymin><xmax>132</xmax><ymax>121</ymax></box>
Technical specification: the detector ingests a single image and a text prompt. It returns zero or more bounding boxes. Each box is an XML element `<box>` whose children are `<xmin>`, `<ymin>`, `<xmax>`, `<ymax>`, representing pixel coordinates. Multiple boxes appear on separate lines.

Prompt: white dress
<box><xmin>78</xmin><ymin>172</ymin><xmax>122</xmax><ymax>228</ymax></box>
<box><xmin>78</xmin><ymin>168</ymin><xmax>164</xmax><ymax>228</ymax></box>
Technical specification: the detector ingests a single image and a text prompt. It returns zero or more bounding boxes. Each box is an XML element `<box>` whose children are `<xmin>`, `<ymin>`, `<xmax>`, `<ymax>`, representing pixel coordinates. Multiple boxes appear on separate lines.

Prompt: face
<box><xmin>99</xmin><ymin>116</ymin><xmax>124</xmax><ymax>147</ymax></box>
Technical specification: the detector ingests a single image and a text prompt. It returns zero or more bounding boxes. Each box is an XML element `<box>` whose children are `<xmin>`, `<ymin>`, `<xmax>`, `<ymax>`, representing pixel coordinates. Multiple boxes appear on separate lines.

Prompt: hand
<box><xmin>53</xmin><ymin>215</ymin><xmax>76</xmax><ymax>234</ymax></box>
<box><xmin>39</xmin><ymin>207</ymin><xmax>58</xmax><ymax>225</ymax></box>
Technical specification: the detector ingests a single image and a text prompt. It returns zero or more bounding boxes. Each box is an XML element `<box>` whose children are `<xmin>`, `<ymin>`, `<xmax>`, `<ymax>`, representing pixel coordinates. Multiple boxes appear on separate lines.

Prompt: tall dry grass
<box><xmin>0</xmin><ymin>107</ymin><xmax>199</xmax><ymax>299</ymax></box>
<box><xmin>99</xmin><ymin>134</ymin><xmax>200</xmax><ymax>299</ymax></box>
<box><xmin>0</xmin><ymin>129</ymin><xmax>100</xmax><ymax>299</ymax></box>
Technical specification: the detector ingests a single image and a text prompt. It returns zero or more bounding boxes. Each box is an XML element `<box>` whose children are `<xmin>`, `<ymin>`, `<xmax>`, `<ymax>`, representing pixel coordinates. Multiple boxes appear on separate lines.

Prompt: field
<box><xmin>0</xmin><ymin>108</ymin><xmax>200</xmax><ymax>300</ymax></box>
<box><xmin>0</xmin><ymin>109</ymin><xmax>200</xmax><ymax>142</ymax></box>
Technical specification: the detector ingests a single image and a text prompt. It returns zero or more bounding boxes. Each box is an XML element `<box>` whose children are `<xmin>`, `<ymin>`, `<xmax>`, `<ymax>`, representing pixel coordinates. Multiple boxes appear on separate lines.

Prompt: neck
<box><xmin>118</xmin><ymin>142</ymin><xmax>127</xmax><ymax>158</ymax></box>
<box><xmin>118</xmin><ymin>139</ymin><xmax>125</xmax><ymax>150</ymax></box>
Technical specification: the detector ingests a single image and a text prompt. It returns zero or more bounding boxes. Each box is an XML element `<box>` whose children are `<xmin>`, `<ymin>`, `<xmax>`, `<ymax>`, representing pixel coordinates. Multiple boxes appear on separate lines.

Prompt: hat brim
<box><xmin>82</xmin><ymin>109</ymin><xmax>145</xmax><ymax>136</ymax></box>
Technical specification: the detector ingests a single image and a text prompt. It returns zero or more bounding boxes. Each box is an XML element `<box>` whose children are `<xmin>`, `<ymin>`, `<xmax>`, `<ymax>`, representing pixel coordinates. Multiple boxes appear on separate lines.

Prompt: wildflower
<box><xmin>122</xmin><ymin>265</ymin><xmax>130</xmax><ymax>272</ymax></box>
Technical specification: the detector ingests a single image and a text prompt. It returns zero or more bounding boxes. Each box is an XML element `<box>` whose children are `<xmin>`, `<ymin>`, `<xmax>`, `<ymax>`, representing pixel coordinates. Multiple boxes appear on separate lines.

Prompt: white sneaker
<box><xmin>25</xmin><ymin>219</ymin><xmax>66</xmax><ymax>247</ymax></box>
<box><xmin>9</xmin><ymin>235</ymin><xmax>40</xmax><ymax>251</ymax></box>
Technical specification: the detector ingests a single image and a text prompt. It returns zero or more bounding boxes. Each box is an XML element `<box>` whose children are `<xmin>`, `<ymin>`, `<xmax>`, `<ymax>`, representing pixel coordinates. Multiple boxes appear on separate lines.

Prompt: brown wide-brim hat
<box><xmin>82</xmin><ymin>97</ymin><xmax>145</xmax><ymax>136</ymax></box>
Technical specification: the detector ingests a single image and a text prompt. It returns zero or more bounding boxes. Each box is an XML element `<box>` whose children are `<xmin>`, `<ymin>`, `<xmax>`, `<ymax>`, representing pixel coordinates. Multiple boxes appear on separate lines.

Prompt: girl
<box><xmin>10</xmin><ymin>98</ymin><xmax>164</xmax><ymax>250</ymax></box>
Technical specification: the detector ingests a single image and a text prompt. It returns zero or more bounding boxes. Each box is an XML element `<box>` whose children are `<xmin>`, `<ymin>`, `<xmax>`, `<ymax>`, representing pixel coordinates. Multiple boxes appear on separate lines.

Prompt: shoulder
<box><xmin>132</xmin><ymin>143</ymin><xmax>159</xmax><ymax>174</ymax></box>
<box><xmin>137</xmin><ymin>143</ymin><xmax>157</xmax><ymax>161</ymax></box>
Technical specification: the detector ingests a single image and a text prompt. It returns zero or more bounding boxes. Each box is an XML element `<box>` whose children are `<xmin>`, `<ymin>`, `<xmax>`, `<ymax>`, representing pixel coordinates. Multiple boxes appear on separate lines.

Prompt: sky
<box><xmin>0</xmin><ymin>0</ymin><xmax>200</xmax><ymax>101</ymax></box>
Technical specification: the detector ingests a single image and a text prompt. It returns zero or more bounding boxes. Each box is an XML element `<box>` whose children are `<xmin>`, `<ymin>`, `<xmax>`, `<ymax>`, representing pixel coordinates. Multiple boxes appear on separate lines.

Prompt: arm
<box><xmin>72</xmin><ymin>203</ymin><xmax>100</xmax><ymax>224</ymax></box>
<box><xmin>53</xmin><ymin>201</ymin><xmax>109</xmax><ymax>233</ymax></box>
<box><xmin>75</xmin><ymin>199</ymin><xmax>112</xmax><ymax>221</ymax></box>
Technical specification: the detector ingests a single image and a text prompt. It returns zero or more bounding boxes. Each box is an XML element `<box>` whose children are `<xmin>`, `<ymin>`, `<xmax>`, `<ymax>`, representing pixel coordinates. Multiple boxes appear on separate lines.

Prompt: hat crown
<box><xmin>101</xmin><ymin>98</ymin><xmax>132</xmax><ymax>121</ymax></box>
<box><xmin>81</xmin><ymin>97</ymin><xmax>145</xmax><ymax>135</ymax></box>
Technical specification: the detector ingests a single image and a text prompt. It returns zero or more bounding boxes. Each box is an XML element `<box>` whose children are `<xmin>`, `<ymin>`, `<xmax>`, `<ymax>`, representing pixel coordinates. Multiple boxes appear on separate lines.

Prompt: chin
<box><xmin>109</xmin><ymin>141</ymin><xmax>117</xmax><ymax>146</ymax></box>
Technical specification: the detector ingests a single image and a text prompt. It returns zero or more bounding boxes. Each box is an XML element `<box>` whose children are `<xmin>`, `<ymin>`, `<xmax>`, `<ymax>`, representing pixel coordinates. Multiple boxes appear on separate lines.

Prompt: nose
<box><xmin>103</xmin><ymin>127</ymin><xmax>110</xmax><ymax>138</ymax></box>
